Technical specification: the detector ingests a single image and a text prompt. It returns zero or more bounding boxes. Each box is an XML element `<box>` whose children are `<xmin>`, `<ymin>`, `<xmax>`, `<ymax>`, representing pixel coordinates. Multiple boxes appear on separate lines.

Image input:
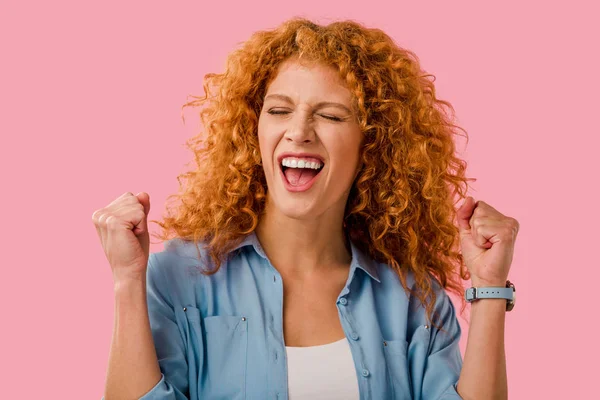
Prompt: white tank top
<box><xmin>285</xmin><ymin>337</ymin><xmax>360</xmax><ymax>399</ymax></box>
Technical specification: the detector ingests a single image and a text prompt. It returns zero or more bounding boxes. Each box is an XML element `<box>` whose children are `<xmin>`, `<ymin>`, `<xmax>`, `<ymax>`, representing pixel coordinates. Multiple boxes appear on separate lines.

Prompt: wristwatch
<box><xmin>465</xmin><ymin>280</ymin><xmax>516</xmax><ymax>311</ymax></box>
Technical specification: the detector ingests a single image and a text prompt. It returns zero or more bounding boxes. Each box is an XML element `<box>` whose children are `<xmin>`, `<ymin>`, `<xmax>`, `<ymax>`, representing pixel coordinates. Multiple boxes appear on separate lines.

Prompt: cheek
<box><xmin>257</xmin><ymin>129</ymin><xmax>277</xmax><ymax>174</ymax></box>
<box><xmin>329</xmin><ymin>137</ymin><xmax>362</xmax><ymax>181</ymax></box>
<box><xmin>328</xmin><ymin>135</ymin><xmax>361</xmax><ymax>162</ymax></box>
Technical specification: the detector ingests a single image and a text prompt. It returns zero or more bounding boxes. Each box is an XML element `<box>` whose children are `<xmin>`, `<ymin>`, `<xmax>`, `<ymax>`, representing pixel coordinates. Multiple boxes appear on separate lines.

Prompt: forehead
<box><xmin>265</xmin><ymin>59</ymin><xmax>352</xmax><ymax>101</ymax></box>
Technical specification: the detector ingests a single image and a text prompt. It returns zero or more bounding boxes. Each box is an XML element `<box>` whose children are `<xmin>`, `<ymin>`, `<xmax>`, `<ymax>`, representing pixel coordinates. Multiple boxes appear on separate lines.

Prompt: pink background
<box><xmin>1</xmin><ymin>0</ymin><xmax>597</xmax><ymax>398</ymax></box>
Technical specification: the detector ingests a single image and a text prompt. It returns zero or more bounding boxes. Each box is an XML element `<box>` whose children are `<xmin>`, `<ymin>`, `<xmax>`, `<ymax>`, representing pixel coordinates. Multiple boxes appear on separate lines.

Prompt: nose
<box><xmin>283</xmin><ymin>111</ymin><xmax>316</xmax><ymax>144</ymax></box>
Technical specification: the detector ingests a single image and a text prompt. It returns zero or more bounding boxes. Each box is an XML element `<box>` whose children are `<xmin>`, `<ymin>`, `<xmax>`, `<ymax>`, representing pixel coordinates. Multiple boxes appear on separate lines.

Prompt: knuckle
<box><xmin>104</xmin><ymin>214</ymin><xmax>115</xmax><ymax>226</ymax></box>
<box><xmin>95</xmin><ymin>212</ymin><xmax>105</xmax><ymax>224</ymax></box>
<box><xmin>505</xmin><ymin>218</ymin><xmax>518</xmax><ymax>233</ymax></box>
<box><xmin>124</xmin><ymin>196</ymin><xmax>140</xmax><ymax>206</ymax></box>
<box><xmin>91</xmin><ymin>209</ymin><xmax>101</xmax><ymax>222</ymax></box>
<box><xmin>511</xmin><ymin>218</ymin><xmax>520</xmax><ymax>231</ymax></box>
<box><xmin>134</xmin><ymin>209</ymin><xmax>146</xmax><ymax>220</ymax></box>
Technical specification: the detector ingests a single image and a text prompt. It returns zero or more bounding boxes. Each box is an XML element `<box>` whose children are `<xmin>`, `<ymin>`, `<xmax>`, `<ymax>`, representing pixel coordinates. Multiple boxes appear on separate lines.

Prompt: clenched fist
<box><xmin>92</xmin><ymin>191</ymin><xmax>151</xmax><ymax>284</ymax></box>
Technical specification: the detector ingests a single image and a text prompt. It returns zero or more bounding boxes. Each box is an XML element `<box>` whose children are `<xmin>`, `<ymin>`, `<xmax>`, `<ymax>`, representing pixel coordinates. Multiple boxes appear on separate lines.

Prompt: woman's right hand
<box><xmin>92</xmin><ymin>191</ymin><xmax>152</xmax><ymax>284</ymax></box>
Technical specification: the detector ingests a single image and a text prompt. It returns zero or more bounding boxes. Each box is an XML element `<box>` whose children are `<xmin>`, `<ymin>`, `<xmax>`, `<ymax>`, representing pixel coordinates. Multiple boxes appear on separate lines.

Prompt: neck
<box><xmin>255</xmin><ymin>199</ymin><xmax>351</xmax><ymax>278</ymax></box>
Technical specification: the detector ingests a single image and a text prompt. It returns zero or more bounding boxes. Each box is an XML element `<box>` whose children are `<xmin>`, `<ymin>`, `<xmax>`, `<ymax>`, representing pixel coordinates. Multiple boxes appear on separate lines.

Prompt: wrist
<box><xmin>113</xmin><ymin>276</ymin><xmax>147</xmax><ymax>293</ymax></box>
<box><xmin>465</xmin><ymin>279</ymin><xmax>516</xmax><ymax>312</ymax></box>
<box><xmin>470</xmin><ymin>278</ymin><xmax>507</xmax><ymax>287</ymax></box>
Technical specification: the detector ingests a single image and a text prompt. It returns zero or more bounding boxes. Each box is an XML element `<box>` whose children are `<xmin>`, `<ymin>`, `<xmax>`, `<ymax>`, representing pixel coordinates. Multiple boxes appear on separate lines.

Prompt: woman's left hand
<box><xmin>456</xmin><ymin>197</ymin><xmax>520</xmax><ymax>287</ymax></box>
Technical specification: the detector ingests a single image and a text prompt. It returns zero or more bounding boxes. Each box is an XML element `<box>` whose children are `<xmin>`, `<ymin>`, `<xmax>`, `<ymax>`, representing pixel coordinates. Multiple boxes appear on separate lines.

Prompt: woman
<box><xmin>95</xmin><ymin>17</ymin><xmax>518</xmax><ymax>400</ymax></box>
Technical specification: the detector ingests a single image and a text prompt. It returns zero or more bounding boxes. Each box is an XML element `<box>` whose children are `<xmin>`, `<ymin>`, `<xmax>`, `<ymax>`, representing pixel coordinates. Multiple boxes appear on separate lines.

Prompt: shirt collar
<box><xmin>232</xmin><ymin>231</ymin><xmax>381</xmax><ymax>283</ymax></box>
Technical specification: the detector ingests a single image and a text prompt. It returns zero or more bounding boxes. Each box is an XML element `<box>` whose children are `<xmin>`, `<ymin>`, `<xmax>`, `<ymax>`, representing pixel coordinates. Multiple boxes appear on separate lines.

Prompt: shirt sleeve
<box><xmin>101</xmin><ymin>253</ymin><xmax>190</xmax><ymax>400</ymax></box>
<box><xmin>139</xmin><ymin>252</ymin><xmax>191</xmax><ymax>399</ymax></box>
<box><xmin>419</xmin><ymin>281</ymin><xmax>464</xmax><ymax>400</ymax></box>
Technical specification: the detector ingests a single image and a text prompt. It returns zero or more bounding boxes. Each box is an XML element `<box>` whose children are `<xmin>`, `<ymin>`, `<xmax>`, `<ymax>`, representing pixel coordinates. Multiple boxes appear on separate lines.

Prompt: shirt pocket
<box><xmin>405</xmin><ymin>324</ymin><xmax>432</xmax><ymax>400</ymax></box>
<box><xmin>199</xmin><ymin>314</ymin><xmax>248</xmax><ymax>399</ymax></box>
<box><xmin>383</xmin><ymin>338</ymin><xmax>413</xmax><ymax>400</ymax></box>
<box><xmin>181</xmin><ymin>306</ymin><xmax>202</xmax><ymax>400</ymax></box>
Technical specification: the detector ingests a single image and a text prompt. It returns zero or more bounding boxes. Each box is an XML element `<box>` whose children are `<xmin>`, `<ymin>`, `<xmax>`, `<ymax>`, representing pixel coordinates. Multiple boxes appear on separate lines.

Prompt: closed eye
<box><xmin>267</xmin><ymin>110</ymin><xmax>290</xmax><ymax>116</ymax></box>
<box><xmin>320</xmin><ymin>115</ymin><xmax>343</xmax><ymax>122</ymax></box>
<box><xmin>267</xmin><ymin>110</ymin><xmax>343</xmax><ymax>122</ymax></box>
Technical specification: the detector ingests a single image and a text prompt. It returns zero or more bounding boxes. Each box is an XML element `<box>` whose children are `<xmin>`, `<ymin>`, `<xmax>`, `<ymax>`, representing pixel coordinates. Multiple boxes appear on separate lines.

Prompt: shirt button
<box><xmin>183</xmin><ymin>307</ymin><xmax>187</xmax><ymax>312</ymax></box>
<box><xmin>339</xmin><ymin>298</ymin><xmax>348</xmax><ymax>305</ymax></box>
<box><xmin>362</xmin><ymin>369</ymin><xmax>370</xmax><ymax>377</ymax></box>
<box><xmin>241</xmin><ymin>317</ymin><xmax>247</xmax><ymax>321</ymax></box>
<box><xmin>350</xmin><ymin>332</ymin><xmax>359</xmax><ymax>341</ymax></box>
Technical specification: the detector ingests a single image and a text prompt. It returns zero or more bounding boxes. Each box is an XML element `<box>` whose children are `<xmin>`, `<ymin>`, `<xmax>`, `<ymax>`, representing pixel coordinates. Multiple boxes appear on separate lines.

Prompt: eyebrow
<box><xmin>264</xmin><ymin>94</ymin><xmax>353</xmax><ymax>114</ymax></box>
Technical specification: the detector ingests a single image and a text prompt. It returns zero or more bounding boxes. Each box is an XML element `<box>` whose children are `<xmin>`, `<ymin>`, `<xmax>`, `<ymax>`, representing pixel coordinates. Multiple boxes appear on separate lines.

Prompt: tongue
<box><xmin>284</xmin><ymin>168</ymin><xmax>319</xmax><ymax>186</ymax></box>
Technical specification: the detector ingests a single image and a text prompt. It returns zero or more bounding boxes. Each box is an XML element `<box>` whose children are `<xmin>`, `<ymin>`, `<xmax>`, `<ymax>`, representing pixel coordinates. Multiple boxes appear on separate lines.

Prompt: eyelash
<box><xmin>267</xmin><ymin>110</ymin><xmax>343</xmax><ymax>122</ymax></box>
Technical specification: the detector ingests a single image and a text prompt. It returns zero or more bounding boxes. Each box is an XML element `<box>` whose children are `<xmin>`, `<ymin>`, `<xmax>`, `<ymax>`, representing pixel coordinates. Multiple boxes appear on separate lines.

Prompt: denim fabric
<box><xmin>103</xmin><ymin>231</ymin><xmax>463</xmax><ymax>399</ymax></box>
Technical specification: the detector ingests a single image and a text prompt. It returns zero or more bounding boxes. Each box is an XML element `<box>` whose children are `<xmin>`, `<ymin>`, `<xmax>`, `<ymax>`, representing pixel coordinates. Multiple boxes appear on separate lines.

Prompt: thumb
<box><xmin>457</xmin><ymin>196</ymin><xmax>475</xmax><ymax>233</ymax></box>
<box><xmin>136</xmin><ymin>192</ymin><xmax>151</xmax><ymax>215</ymax></box>
<box><xmin>134</xmin><ymin>192</ymin><xmax>151</xmax><ymax>256</ymax></box>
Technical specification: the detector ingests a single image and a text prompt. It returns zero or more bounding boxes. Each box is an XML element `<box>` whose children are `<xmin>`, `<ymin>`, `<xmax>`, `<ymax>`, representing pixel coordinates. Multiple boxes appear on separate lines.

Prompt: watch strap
<box><xmin>465</xmin><ymin>287</ymin><xmax>514</xmax><ymax>301</ymax></box>
<box><xmin>465</xmin><ymin>280</ymin><xmax>516</xmax><ymax>311</ymax></box>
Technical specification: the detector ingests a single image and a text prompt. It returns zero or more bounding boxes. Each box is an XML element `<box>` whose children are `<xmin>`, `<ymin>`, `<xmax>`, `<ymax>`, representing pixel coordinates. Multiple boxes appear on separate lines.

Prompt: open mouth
<box><xmin>281</xmin><ymin>163</ymin><xmax>324</xmax><ymax>187</ymax></box>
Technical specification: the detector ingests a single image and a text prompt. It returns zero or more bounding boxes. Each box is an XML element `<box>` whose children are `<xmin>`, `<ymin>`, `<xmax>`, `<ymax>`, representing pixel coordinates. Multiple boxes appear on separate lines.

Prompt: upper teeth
<box><xmin>281</xmin><ymin>157</ymin><xmax>323</xmax><ymax>170</ymax></box>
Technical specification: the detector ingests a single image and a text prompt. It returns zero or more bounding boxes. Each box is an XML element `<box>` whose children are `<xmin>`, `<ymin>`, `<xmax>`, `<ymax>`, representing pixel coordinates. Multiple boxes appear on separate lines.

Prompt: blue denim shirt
<box><xmin>103</xmin><ymin>231</ymin><xmax>463</xmax><ymax>400</ymax></box>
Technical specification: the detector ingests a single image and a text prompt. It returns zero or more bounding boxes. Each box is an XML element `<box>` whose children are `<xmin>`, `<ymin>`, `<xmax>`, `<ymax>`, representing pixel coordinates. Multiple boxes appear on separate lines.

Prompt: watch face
<box><xmin>507</xmin><ymin>296</ymin><xmax>515</xmax><ymax>311</ymax></box>
<box><xmin>506</xmin><ymin>280</ymin><xmax>516</xmax><ymax>311</ymax></box>
<box><xmin>465</xmin><ymin>287</ymin><xmax>477</xmax><ymax>302</ymax></box>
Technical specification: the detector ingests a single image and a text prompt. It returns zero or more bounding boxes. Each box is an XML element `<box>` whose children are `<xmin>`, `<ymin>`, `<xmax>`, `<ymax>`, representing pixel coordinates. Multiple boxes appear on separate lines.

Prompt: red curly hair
<box><xmin>150</xmin><ymin>17</ymin><xmax>475</xmax><ymax>329</ymax></box>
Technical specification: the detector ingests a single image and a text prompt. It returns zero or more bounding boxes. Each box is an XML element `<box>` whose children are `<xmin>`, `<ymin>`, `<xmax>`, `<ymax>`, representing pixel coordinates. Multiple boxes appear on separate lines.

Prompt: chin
<box><xmin>268</xmin><ymin>195</ymin><xmax>322</xmax><ymax>221</ymax></box>
<box><xmin>279</xmin><ymin>202</ymin><xmax>319</xmax><ymax>220</ymax></box>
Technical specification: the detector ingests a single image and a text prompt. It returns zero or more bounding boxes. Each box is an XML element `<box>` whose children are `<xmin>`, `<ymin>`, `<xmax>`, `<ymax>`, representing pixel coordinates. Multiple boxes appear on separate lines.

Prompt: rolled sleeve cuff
<box><xmin>439</xmin><ymin>381</ymin><xmax>463</xmax><ymax>399</ymax></box>
<box><xmin>101</xmin><ymin>373</ymin><xmax>179</xmax><ymax>400</ymax></box>
<box><xmin>139</xmin><ymin>373</ymin><xmax>180</xmax><ymax>400</ymax></box>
